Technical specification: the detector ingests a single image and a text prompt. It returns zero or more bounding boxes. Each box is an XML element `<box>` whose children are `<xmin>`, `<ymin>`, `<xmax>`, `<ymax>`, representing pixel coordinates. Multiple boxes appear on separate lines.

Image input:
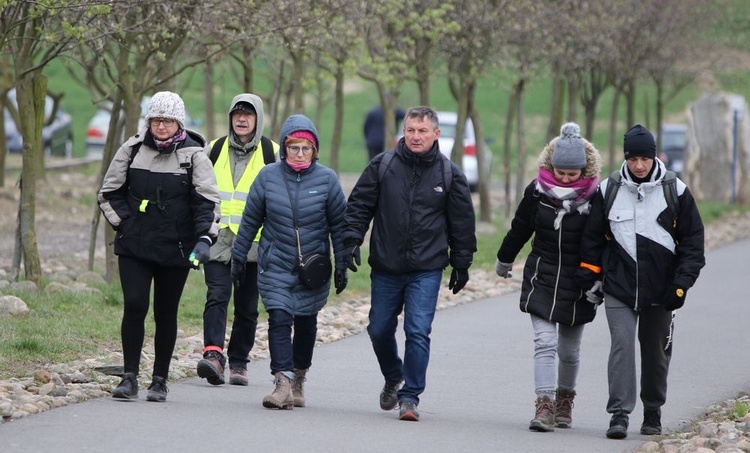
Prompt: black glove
<box><xmin>664</xmin><ymin>284</ymin><xmax>686</xmax><ymax>311</ymax></box>
<box><xmin>189</xmin><ymin>237</ymin><xmax>212</xmax><ymax>268</ymax></box>
<box><xmin>449</xmin><ymin>268</ymin><xmax>469</xmax><ymax>294</ymax></box>
<box><xmin>334</xmin><ymin>268</ymin><xmax>348</xmax><ymax>295</ymax></box>
<box><xmin>231</xmin><ymin>259</ymin><xmax>246</xmax><ymax>288</ymax></box>
<box><xmin>575</xmin><ymin>266</ymin><xmax>599</xmax><ymax>291</ymax></box>
<box><xmin>344</xmin><ymin>244</ymin><xmax>361</xmax><ymax>272</ymax></box>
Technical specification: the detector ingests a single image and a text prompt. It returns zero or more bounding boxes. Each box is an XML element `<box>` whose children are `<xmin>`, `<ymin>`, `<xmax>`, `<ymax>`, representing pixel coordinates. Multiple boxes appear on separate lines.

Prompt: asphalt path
<box><xmin>2</xmin><ymin>239</ymin><xmax>749</xmax><ymax>453</ymax></box>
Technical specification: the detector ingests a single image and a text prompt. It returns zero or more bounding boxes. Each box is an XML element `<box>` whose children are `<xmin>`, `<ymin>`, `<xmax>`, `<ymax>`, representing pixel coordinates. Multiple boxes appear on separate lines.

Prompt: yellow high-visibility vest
<box><xmin>212</xmin><ymin>138</ymin><xmax>266</xmax><ymax>239</ymax></box>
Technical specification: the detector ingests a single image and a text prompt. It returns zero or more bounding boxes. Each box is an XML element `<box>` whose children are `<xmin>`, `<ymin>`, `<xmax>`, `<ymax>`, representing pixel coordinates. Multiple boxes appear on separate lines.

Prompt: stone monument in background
<box><xmin>685</xmin><ymin>92</ymin><xmax>750</xmax><ymax>204</ymax></box>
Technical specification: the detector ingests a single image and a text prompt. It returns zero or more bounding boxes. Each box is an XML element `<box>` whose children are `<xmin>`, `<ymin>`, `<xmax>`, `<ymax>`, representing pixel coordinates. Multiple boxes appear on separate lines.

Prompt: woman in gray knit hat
<box><xmin>495</xmin><ymin>122</ymin><xmax>602</xmax><ymax>432</ymax></box>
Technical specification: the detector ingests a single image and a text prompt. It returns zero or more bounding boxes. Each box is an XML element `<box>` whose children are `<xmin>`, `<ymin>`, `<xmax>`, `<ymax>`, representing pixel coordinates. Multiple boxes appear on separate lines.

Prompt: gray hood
<box><xmin>228</xmin><ymin>93</ymin><xmax>265</xmax><ymax>152</ymax></box>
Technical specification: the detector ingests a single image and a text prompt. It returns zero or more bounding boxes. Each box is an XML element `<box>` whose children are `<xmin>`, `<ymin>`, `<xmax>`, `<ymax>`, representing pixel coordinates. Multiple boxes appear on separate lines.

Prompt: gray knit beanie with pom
<box><xmin>551</xmin><ymin>122</ymin><xmax>586</xmax><ymax>169</ymax></box>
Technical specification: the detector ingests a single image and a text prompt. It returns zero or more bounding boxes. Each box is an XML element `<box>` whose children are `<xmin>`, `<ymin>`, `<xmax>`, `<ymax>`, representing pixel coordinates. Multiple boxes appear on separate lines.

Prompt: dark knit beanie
<box><xmin>551</xmin><ymin>122</ymin><xmax>586</xmax><ymax>169</ymax></box>
<box><xmin>623</xmin><ymin>124</ymin><xmax>656</xmax><ymax>160</ymax></box>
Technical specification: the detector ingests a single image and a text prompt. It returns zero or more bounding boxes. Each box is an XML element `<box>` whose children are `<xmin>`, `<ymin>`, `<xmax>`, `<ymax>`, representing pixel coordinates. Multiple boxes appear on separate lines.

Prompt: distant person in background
<box><xmin>98</xmin><ymin>91</ymin><xmax>220</xmax><ymax>402</ymax></box>
<box><xmin>363</xmin><ymin>105</ymin><xmax>405</xmax><ymax>161</ymax></box>
<box><xmin>496</xmin><ymin>122</ymin><xmax>602</xmax><ymax>432</ymax></box>
<box><xmin>196</xmin><ymin>93</ymin><xmax>279</xmax><ymax>388</ymax></box>
<box><xmin>578</xmin><ymin>124</ymin><xmax>705</xmax><ymax>440</ymax></box>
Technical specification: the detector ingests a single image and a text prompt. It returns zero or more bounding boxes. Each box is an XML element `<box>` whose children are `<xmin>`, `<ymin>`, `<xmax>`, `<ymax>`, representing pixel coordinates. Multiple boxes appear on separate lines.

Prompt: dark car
<box><xmin>659</xmin><ymin>123</ymin><xmax>687</xmax><ymax>177</ymax></box>
<box><xmin>4</xmin><ymin>88</ymin><xmax>74</xmax><ymax>158</ymax></box>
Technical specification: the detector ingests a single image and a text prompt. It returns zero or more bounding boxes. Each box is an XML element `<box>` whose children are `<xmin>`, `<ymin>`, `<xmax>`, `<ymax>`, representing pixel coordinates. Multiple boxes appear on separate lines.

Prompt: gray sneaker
<box><xmin>146</xmin><ymin>376</ymin><xmax>168</xmax><ymax>402</ymax></box>
<box><xmin>379</xmin><ymin>381</ymin><xmax>402</xmax><ymax>411</ymax></box>
<box><xmin>606</xmin><ymin>413</ymin><xmax>629</xmax><ymax>439</ymax></box>
<box><xmin>398</xmin><ymin>401</ymin><xmax>420</xmax><ymax>421</ymax></box>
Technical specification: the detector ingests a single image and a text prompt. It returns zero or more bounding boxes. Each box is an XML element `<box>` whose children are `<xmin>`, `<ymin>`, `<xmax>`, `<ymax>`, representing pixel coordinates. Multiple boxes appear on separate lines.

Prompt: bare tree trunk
<box><xmin>502</xmin><ymin>89</ymin><xmax>518</xmax><ymax>217</ymax></box>
<box><xmin>269</xmin><ymin>61</ymin><xmax>285</xmax><ymax>138</ymax></box>
<box><xmin>608</xmin><ymin>87</ymin><xmax>622</xmax><ymax>173</ymax></box>
<box><xmin>567</xmin><ymin>78</ymin><xmax>579</xmax><ymax>124</ymax></box>
<box><xmin>329</xmin><ymin>63</ymin><xmax>345</xmax><ymax>174</ymax></box>
<box><xmin>205</xmin><ymin>60</ymin><xmax>215</xmax><ymax>140</ymax></box>
<box><xmin>415</xmin><ymin>38</ymin><xmax>430</xmax><ymax>106</ymax></box>
<box><xmin>655</xmin><ymin>79</ymin><xmax>664</xmax><ymax>150</ymax></box>
<box><xmin>545</xmin><ymin>73</ymin><xmax>564</xmax><ymax>143</ymax></box>
<box><xmin>292</xmin><ymin>50</ymin><xmax>305</xmax><ymax>113</ymax></box>
<box><xmin>11</xmin><ymin>198</ymin><xmax>22</xmax><ymax>281</ymax></box>
<box><xmin>468</xmin><ymin>83</ymin><xmax>491</xmax><ymax>223</ymax></box>
<box><xmin>16</xmin><ymin>74</ymin><xmax>46</xmax><ymax>286</ymax></box>
<box><xmin>625</xmin><ymin>79</ymin><xmax>635</xmax><ymax>130</ymax></box>
<box><xmin>514</xmin><ymin>79</ymin><xmax>527</xmax><ymax>208</ymax></box>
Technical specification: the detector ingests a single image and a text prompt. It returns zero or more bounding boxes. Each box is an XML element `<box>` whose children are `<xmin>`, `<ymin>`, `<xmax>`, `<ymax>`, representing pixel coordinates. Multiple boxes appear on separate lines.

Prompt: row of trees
<box><xmin>0</xmin><ymin>0</ymin><xmax>722</xmax><ymax>284</ymax></box>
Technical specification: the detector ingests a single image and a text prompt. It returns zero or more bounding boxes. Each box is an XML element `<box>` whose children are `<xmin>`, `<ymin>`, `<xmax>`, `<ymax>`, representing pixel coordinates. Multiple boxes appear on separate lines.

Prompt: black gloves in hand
<box><xmin>585</xmin><ymin>281</ymin><xmax>604</xmax><ymax>305</ymax></box>
<box><xmin>334</xmin><ymin>269</ymin><xmax>348</xmax><ymax>295</ymax></box>
<box><xmin>189</xmin><ymin>237</ymin><xmax>211</xmax><ymax>268</ymax></box>
<box><xmin>449</xmin><ymin>268</ymin><xmax>469</xmax><ymax>294</ymax></box>
<box><xmin>664</xmin><ymin>284</ymin><xmax>686</xmax><ymax>311</ymax></box>
<box><xmin>344</xmin><ymin>244</ymin><xmax>361</xmax><ymax>272</ymax></box>
<box><xmin>231</xmin><ymin>259</ymin><xmax>246</xmax><ymax>288</ymax></box>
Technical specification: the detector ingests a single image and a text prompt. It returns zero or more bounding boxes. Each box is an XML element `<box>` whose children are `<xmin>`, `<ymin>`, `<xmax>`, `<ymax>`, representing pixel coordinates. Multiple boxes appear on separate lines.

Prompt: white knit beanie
<box><xmin>145</xmin><ymin>91</ymin><xmax>186</xmax><ymax>128</ymax></box>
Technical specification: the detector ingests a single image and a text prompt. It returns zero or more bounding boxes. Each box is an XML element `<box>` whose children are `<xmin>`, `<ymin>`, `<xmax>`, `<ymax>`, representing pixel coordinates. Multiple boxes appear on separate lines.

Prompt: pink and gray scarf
<box><xmin>535</xmin><ymin>167</ymin><xmax>598</xmax><ymax>229</ymax></box>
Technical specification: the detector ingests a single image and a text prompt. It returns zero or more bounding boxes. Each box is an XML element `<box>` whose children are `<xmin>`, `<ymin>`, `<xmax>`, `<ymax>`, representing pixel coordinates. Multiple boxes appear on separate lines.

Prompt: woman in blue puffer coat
<box><xmin>231</xmin><ymin>114</ymin><xmax>347</xmax><ymax>410</ymax></box>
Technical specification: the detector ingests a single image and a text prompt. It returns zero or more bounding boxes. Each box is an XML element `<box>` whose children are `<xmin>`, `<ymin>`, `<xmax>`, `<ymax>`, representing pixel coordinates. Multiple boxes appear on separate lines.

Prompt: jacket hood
<box><xmin>537</xmin><ymin>134</ymin><xmax>602</xmax><ymax>178</ymax></box>
<box><xmin>278</xmin><ymin>114</ymin><xmax>320</xmax><ymax>160</ymax></box>
<box><xmin>228</xmin><ymin>93</ymin><xmax>264</xmax><ymax>151</ymax></box>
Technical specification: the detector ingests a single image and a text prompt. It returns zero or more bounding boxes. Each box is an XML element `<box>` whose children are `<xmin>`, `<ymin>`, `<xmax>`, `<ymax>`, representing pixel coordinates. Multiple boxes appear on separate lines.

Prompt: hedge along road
<box><xmin>1</xmin><ymin>239</ymin><xmax>748</xmax><ymax>453</ymax></box>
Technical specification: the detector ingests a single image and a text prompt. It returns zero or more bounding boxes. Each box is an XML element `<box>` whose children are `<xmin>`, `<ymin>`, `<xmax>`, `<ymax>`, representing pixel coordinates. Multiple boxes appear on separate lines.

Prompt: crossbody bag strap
<box><xmin>281</xmin><ymin>173</ymin><xmax>304</xmax><ymax>266</ymax></box>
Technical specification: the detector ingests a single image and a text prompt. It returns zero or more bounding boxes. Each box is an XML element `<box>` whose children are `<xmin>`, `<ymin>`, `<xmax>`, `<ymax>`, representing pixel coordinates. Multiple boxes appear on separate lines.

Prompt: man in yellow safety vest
<box><xmin>196</xmin><ymin>93</ymin><xmax>279</xmax><ymax>386</ymax></box>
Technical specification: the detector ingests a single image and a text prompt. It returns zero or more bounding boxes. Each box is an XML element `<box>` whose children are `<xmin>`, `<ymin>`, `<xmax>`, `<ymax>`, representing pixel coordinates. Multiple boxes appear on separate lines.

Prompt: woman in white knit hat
<box><xmin>495</xmin><ymin>123</ymin><xmax>602</xmax><ymax>432</ymax></box>
<box><xmin>98</xmin><ymin>91</ymin><xmax>220</xmax><ymax>403</ymax></box>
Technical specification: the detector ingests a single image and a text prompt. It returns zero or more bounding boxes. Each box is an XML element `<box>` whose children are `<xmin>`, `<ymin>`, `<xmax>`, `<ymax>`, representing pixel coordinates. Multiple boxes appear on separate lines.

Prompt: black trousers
<box><xmin>202</xmin><ymin>261</ymin><xmax>259</xmax><ymax>367</ymax></box>
<box><xmin>118</xmin><ymin>255</ymin><xmax>189</xmax><ymax>379</ymax></box>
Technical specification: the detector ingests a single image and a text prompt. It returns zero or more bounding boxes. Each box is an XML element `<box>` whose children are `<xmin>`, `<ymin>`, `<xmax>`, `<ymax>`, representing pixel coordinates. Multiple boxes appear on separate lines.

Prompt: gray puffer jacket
<box><xmin>231</xmin><ymin>115</ymin><xmax>347</xmax><ymax>316</ymax></box>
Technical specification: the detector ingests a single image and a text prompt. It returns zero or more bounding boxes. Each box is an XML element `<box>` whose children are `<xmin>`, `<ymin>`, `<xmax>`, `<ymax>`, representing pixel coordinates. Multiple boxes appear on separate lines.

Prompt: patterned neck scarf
<box><xmin>535</xmin><ymin>167</ymin><xmax>599</xmax><ymax>229</ymax></box>
<box><xmin>153</xmin><ymin>129</ymin><xmax>187</xmax><ymax>151</ymax></box>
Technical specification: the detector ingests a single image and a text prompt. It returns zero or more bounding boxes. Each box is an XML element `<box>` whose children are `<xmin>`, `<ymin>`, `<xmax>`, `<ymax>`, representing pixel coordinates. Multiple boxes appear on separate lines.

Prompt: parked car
<box><xmin>4</xmin><ymin>88</ymin><xmax>74</xmax><ymax>158</ymax></box>
<box><xmin>86</xmin><ymin>96</ymin><xmax>199</xmax><ymax>158</ymax></box>
<box><xmin>659</xmin><ymin>123</ymin><xmax>688</xmax><ymax>177</ymax></box>
<box><xmin>396</xmin><ymin>111</ymin><xmax>492</xmax><ymax>191</ymax></box>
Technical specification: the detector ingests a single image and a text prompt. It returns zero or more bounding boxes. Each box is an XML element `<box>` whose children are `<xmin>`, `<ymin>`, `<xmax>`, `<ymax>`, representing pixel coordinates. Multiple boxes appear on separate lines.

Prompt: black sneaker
<box><xmin>640</xmin><ymin>409</ymin><xmax>662</xmax><ymax>435</ymax></box>
<box><xmin>146</xmin><ymin>376</ymin><xmax>169</xmax><ymax>402</ymax></box>
<box><xmin>112</xmin><ymin>372</ymin><xmax>138</xmax><ymax>400</ymax></box>
<box><xmin>399</xmin><ymin>401</ymin><xmax>420</xmax><ymax>422</ymax></box>
<box><xmin>379</xmin><ymin>381</ymin><xmax>401</xmax><ymax>411</ymax></box>
<box><xmin>606</xmin><ymin>413</ymin><xmax>629</xmax><ymax>439</ymax></box>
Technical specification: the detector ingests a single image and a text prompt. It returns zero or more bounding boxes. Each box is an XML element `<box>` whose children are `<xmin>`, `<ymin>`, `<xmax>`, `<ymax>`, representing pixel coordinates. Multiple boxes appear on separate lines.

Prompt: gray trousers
<box><xmin>604</xmin><ymin>294</ymin><xmax>674</xmax><ymax>415</ymax></box>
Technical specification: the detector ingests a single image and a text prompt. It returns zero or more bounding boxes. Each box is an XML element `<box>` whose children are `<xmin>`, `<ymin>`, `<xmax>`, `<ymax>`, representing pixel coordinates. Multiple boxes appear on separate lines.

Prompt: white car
<box><xmin>85</xmin><ymin>96</ymin><xmax>198</xmax><ymax>158</ymax></box>
<box><xmin>397</xmin><ymin>111</ymin><xmax>491</xmax><ymax>191</ymax></box>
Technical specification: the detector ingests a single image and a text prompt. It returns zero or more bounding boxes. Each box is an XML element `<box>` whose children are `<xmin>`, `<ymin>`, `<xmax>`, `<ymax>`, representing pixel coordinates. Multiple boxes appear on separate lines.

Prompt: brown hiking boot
<box><xmin>262</xmin><ymin>372</ymin><xmax>294</xmax><ymax>410</ymax></box>
<box><xmin>529</xmin><ymin>396</ymin><xmax>555</xmax><ymax>432</ymax></box>
<box><xmin>292</xmin><ymin>369</ymin><xmax>308</xmax><ymax>407</ymax></box>
<box><xmin>555</xmin><ymin>389</ymin><xmax>576</xmax><ymax>428</ymax></box>
<box><xmin>229</xmin><ymin>365</ymin><xmax>248</xmax><ymax>386</ymax></box>
<box><xmin>196</xmin><ymin>351</ymin><xmax>225</xmax><ymax>385</ymax></box>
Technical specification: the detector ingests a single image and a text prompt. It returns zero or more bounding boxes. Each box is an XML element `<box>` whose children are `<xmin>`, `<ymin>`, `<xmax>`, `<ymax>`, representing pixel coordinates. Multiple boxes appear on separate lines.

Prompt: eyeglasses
<box><xmin>287</xmin><ymin>145</ymin><xmax>315</xmax><ymax>156</ymax></box>
<box><xmin>150</xmin><ymin>119</ymin><xmax>175</xmax><ymax>127</ymax></box>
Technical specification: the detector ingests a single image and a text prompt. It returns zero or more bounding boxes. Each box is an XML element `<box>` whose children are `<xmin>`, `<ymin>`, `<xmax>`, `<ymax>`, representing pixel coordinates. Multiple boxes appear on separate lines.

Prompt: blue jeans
<box><xmin>267</xmin><ymin>309</ymin><xmax>318</xmax><ymax>375</ymax></box>
<box><xmin>367</xmin><ymin>270</ymin><xmax>442</xmax><ymax>405</ymax></box>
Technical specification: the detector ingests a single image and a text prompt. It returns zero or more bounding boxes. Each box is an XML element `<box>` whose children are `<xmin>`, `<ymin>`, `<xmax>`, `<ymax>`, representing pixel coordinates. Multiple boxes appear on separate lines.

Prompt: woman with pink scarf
<box><xmin>495</xmin><ymin>122</ymin><xmax>602</xmax><ymax>433</ymax></box>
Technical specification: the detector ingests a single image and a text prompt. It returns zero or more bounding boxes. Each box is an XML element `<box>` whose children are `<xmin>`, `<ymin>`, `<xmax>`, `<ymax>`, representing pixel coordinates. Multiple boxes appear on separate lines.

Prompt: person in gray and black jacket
<box><xmin>578</xmin><ymin>124</ymin><xmax>705</xmax><ymax>440</ymax></box>
<box><xmin>98</xmin><ymin>91</ymin><xmax>220</xmax><ymax>403</ymax></box>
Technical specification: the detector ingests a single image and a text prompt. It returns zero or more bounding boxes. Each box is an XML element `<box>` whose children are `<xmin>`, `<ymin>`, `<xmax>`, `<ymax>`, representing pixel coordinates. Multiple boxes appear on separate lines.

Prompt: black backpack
<box><xmin>378</xmin><ymin>150</ymin><xmax>453</xmax><ymax>192</ymax></box>
<box><xmin>209</xmin><ymin>135</ymin><xmax>275</xmax><ymax>165</ymax></box>
<box><xmin>603</xmin><ymin>169</ymin><xmax>680</xmax><ymax>221</ymax></box>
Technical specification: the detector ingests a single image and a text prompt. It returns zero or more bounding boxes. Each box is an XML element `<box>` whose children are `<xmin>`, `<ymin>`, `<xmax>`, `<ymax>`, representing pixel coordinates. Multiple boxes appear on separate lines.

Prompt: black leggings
<box><xmin>118</xmin><ymin>255</ymin><xmax>189</xmax><ymax>379</ymax></box>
